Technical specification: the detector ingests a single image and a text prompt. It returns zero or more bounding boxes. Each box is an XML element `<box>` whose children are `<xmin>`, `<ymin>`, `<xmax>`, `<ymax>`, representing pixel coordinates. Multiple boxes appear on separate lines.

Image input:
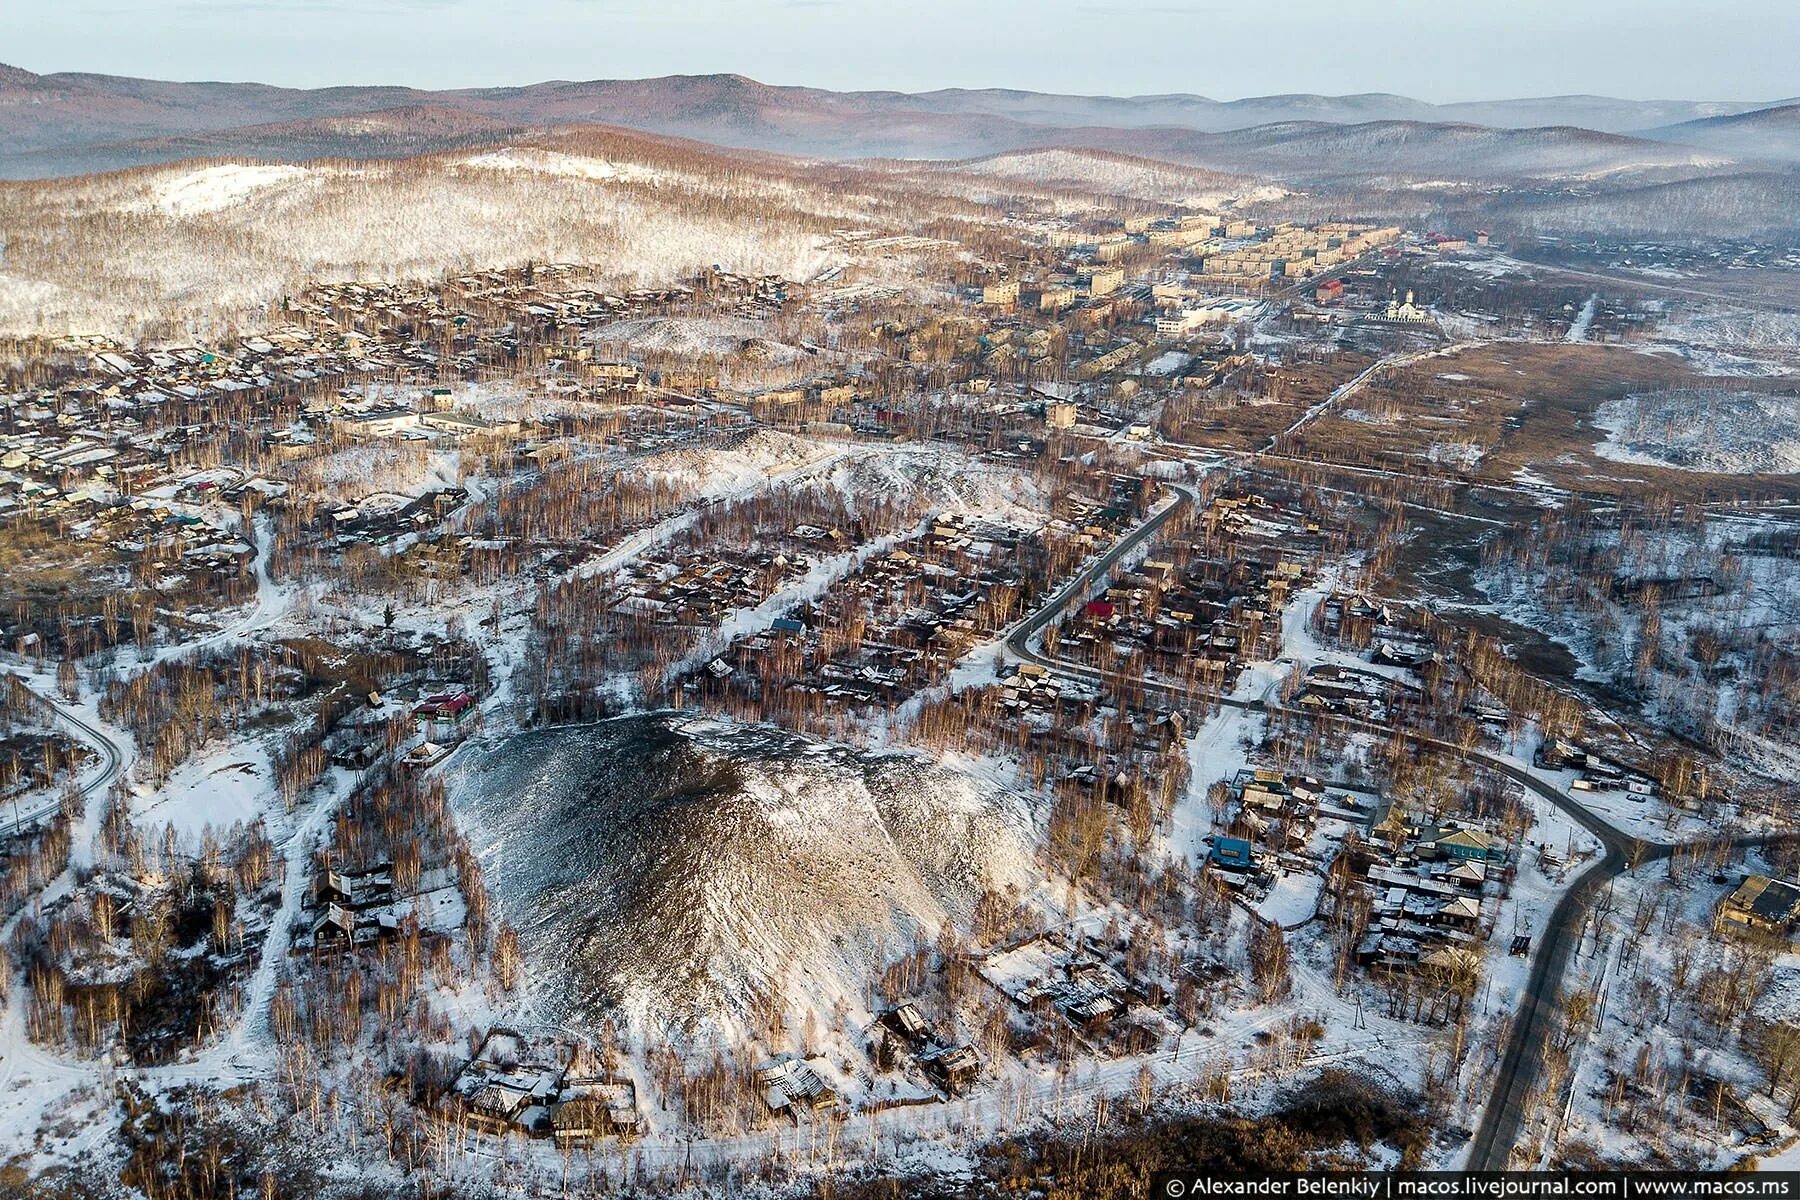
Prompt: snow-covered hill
<box><xmin>1496</xmin><ymin>170</ymin><xmax>1800</xmax><ymax>238</ymax></box>
<box><xmin>1097</xmin><ymin>120</ymin><xmax>1735</xmax><ymax>184</ymax></box>
<box><xmin>939</xmin><ymin>148</ymin><xmax>1275</xmax><ymax>208</ymax></box>
<box><xmin>639</xmin><ymin>429</ymin><xmax>830</xmax><ymax>498</ymax></box>
<box><xmin>449</xmin><ymin>716</ymin><xmax>1043</xmax><ymax>1042</ymax></box>
<box><xmin>137</xmin><ymin>162</ymin><xmax>317</xmax><ymax>215</ymax></box>
<box><xmin>1</xmin><ymin>61</ymin><xmax>1781</xmax><ymax>173</ymax></box>
<box><xmin>0</xmin><ymin>135</ymin><xmax>873</xmax><ymax>338</ymax></box>
<box><xmin>1640</xmin><ymin>103</ymin><xmax>1800</xmax><ymax>165</ymax></box>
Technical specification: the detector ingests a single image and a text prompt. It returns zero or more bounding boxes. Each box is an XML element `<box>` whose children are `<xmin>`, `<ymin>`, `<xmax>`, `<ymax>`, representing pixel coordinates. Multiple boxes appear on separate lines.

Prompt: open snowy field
<box><xmin>1593</xmin><ymin>388</ymin><xmax>1800</xmax><ymax>475</ymax></box>
<box><xmin>1640</xmin><ymin>304</ymin><xmax>1800</xmax><ymax>377</ymax></box>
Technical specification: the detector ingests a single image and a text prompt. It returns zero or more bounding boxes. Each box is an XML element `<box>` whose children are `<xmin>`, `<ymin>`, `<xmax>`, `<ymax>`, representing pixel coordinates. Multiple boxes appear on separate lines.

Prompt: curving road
<box><xmin>0</xmin><ymin>682</ymin><xmax>128</xmax><ymax>839</ymax></box>
<box><xmin>1004</xmin><ymin>481</ymin><xmax>1199</xmax><ymax>662</ymax></box>
<box><xmin>1458</xmin><ymin>766</ymin><xmax>1647</xmax><ymax>1166</ymax></box>
<box><xmin>988</xmin><ymin>478</ymin><xmax>1749</xmax><ymax>1171</ymax></box>
<box><xmin>2</xmin><ymin>518</ymin><xmax>280</xmax><ymax>837</ymax></box>
<box><xmin>0</xmin><ymin>454</ymin><xmax>1772</xmax><ymax>1170</ymax></box>
<box><xmin>1467</xmin><ymin>818</ymin><xmax>1800</xmax><ymax>1168</ymax></box>
<box><xmin>46</xmin><ymin>698</ymin><xmax>126</xmax><ymax>810</ymax></box>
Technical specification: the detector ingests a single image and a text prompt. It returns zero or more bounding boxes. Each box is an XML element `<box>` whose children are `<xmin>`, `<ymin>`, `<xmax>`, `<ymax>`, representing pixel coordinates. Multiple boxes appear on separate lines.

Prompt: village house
<box><xmin>874</xmin><ymin>1001</ymin><xmax>982</xmax><ymax>1094</ymax></box>
<box><xmin>979</xmin><ymin>926</ymin><xmax>1172</xmax><ymax>1055</ymax></box>
<box><xmin>1415</xmin><ymin>825</ymin><xmax>1509</xmax><ymax>864</ymax></box>
<box><xmin>446</xmin><ymin>1030</ymin><xmax>571</xmax><ymax>1137</ymax></box>
<box><xmin>309</xmin><ymin>901</ymin><xmax>400</xmax><ymax>949</ymax></box>
<box><xmin>1717</xmin><ymin>875</ymin><xmax>1800</xmax><ymax>942</ymax></box>
<box><xmin>314</xmin><ymin>862</ymin><xmax>395</xmax><ymax>910</ymax></box>
<box><xmin>549</xmin><ymin>1080</ymin><xmax>646</xmax><ymax>1143</ymax></box>
<box><xmin>757</xmin><ymin>1057</ymin><xmax>839</xmax><ymax>1120</ymax></box>
<box><xmin>413</xmin><ymin>689</ymin><xmax>476</xmax><ymax>736</ymax></box>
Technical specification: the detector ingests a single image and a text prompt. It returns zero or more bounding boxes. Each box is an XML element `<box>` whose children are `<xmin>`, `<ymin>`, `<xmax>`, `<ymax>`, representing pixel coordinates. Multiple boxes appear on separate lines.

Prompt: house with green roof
<box><xmin>1416</xmin><ymin>825</ymin><xmax>1508</xmax><ymax>864</ymax></box>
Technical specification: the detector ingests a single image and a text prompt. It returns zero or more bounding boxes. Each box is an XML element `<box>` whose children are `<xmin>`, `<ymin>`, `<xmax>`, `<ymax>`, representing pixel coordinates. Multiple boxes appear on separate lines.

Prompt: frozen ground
<box><xmin>823</xmin><ymin>446</ymin><xmax>1051</xmax><ymax>527</ymax></box>
<box><xmin>446</xmin><ymin>715</ymin><xmax>1044</xmax><ymax>1043</ymax></box>
<box><xmin>587</xmin><ymin>314</ymin><xmax>804</xmax><ymax>362</ymax></box>
<box><xmin>1470</xmin><ymin>504</ymin><xmax>1800</xmax><ymax>803</ymax></box>
<box><xmin>638</xmin><ymin>428</ymin><xmax>831</xmax><ymax>498</ymax></box>
<box><xmin>1254</xmin><ymin>869</ymin><xmax>1325</xmax><ymax>928</ymax></box>
<box><xmin>293</xmin><ymin>442</ymin><xmax>465</xmax><ymax>501</ymax></box>
<box><xmin>1551</xmin><ymin>778</ymin><xmax>1710</xmax><ymax>844</ymax></box>
<box><xmin>1168</xmin><ymin>702</ymin><xmax>1264</xmax><ymax>866</ymax></box>
<box><xmin>1542</xmin><ymin>859</ymin><xmax>1795</xmax><ymax>1168</ymax></box>
<box><xmin>130</xmin><ymin>739</ymin><xmax>273</xmax><ymax>843</ymax></box>
<box><xmin>1566</xmin><ymin>293</ymin><xmax>1598</xmax><ymax>343</ymax></box>
<box><xmin>461</xmin><ymin>149</ymin><xmax>669</xmax><ymax>186</ymax></box>
<box><xmin>1639</xmin><ymin>305</ymin><xmax>1800</xmax><ymax>378</ymax></box>
<box><xmin>1593</xmin><ymin>388</ymin><xmax>1800</xmax><ymax>475</ymax></box>
<box><xmin>139</xmin><ymin>163</ymin><xmax>317</xmax><ymax>216</ymax></box>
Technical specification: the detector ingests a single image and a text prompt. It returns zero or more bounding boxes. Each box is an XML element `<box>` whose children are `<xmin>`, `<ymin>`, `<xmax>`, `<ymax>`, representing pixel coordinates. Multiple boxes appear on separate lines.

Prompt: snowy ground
<box><xmin>136</xmin><ymin>163</ymin><xmax>318</xmax><ymax>216</ymax></box>
<box><xmin>461</xmin><ymin>149</ymin><xmax>670</xmax><ymax>186</ymax></box>
<box><xmin>1638</xmin><ymin>304</ymin><xmax>1800</xmax><ymax>378</ymax></box>
<box><xmin>4</xmin><ymin>391</ymin><xmax>1772</xmax><ymax>1186</ymax></box>
<box><xmin>638</xmin><ymin>429</ymin><xmax>835</xmax><ymax>498</ymax></box>
<box><xmin>130</xmin><ymin>739</ymin><xmax>273</xmax><ymax>843</ymax></box>
<box><xmin>1592</xmin><ymin>388</ymin><xmax>1800</xmax><ymax>475</ymax></box>
<box><xmin>587</xmin><ymin>314</ymin><xmax>802</xmax><ymax>362</ymax></box>
<box><xmin>1541</xmin><ymin>858</ymin><xmax>1796</xmax><ymax>1168</ymax></box>
<box><xmin>1168</xmin><ymin>703</ymin><xmax>1264</xmax><ymax>866</ymax></box>
<box><xmin>1255</xmin><ymin>870</ymin><xmax>1325</xmax><ymax>928</ymax></box>
<box><xmin>943</xmin><ymin>148</ymin><xmax>1279</xmax><ymax>210</ymax></box>
<box><xmin>1566</xmin><ymin>294</ymin><xmax>1598</xmax><ymax>343</ymax></box>
<box><xmin>1553</xmin><ymin>780</ymin><xmax>1709</xmax><ymax>844</ymax></box>
<box><xmin>0</xmin><ymin>149</ymin><xmax>851</xmax><ymax>339</ymax></box>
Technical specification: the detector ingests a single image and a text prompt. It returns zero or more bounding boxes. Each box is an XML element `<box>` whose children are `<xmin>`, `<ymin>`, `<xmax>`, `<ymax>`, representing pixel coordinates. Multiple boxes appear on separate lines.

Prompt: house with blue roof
<box><xmin>1209</xmin><ymin>836</ymin><xmax>1256</xmax><ymax>872</ymax></box>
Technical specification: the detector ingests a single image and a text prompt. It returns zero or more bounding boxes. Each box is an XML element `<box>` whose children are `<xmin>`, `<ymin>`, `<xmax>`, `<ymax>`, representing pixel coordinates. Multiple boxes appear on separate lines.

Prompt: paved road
<box><xmin>1003</xmin><ymin>481</ymin><xmax>1199</xmax><ymax>661</ymax></box>
<box><xmin>1012</xmin><ymin>626</ymin><xmax>1644</xmax><ymax>1166</ymax></box>
<box><xmin>1467</xmin><ymin>816</ymin><xmax>1800</xmax><ymax>1168</ymax></box>
<box><xmin>1449</xmin><ymin>750</ymin><xmax>1653</xmax><ymax>1167</ymax></box>
<box><xmin>0</xmin><ymin>681</ymin><xmax>127</xmax><ymax>837</ymax></box>
<box><xmin>990</xmin><ymin>483</ymin><xmax>1749</xmax><ymax>1170</ymax></box>
<box><xmin>0</xmin><ymin>517</ymin><xmax>278</xmax><ymax>835</ymax></box>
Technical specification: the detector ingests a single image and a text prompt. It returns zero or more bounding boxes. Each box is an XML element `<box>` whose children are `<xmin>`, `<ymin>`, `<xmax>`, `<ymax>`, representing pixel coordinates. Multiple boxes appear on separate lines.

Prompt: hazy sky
<box><xmin>6</xmin><ymin>0</ymin><xmax>1797</xmax><ymax>101</ymax></box>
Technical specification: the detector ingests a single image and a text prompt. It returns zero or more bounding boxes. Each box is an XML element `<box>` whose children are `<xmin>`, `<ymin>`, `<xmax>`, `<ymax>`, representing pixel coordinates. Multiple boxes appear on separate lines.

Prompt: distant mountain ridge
<box><xmin>0</xmin><ymin>108</ymin><xmax>1794</xmax><ymax>344</ymax></box>
<box><xmin>0</xmin><ymin>106</ymin><xmax>529</xmax><ymax>178</ymax></box>
<box><xmin>1639</xmin><ymin>103</ymin><xmax>1800</xmax><ymax>165</ymax></box>
<box><xmin>1030</xmin><ymin>119</ymin><xmax>1729</xmax><ymax>183</ymax></box>
<box><xmin>3</xmin><ymin>63</ymin><xmax>1795</xmax><ymax>242</ymax></box>
<box><xmin>898</xmin><ymin>88</ymin><xmax>1778</xmax><ymax>134</ymax></box>
<box><xmin>0</xmin><ymin>62</ymin><xmax>1788</xmax><ymax>178</ymax></box>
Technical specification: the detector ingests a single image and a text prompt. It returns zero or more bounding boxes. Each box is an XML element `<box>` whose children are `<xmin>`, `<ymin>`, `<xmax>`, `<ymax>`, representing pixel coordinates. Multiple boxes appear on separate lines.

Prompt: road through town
<box><xmin>994</xmin><ymin>478</ymin><xmax>1690</xmax><ymax>1171</ymax></box>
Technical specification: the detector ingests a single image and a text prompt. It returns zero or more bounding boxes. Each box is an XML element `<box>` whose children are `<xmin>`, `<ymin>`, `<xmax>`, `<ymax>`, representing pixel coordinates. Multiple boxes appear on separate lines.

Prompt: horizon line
<box><xmin>4</xmin><ymin>59</ymin><xmax>1792</xmax><ymax>110</ymax></box>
